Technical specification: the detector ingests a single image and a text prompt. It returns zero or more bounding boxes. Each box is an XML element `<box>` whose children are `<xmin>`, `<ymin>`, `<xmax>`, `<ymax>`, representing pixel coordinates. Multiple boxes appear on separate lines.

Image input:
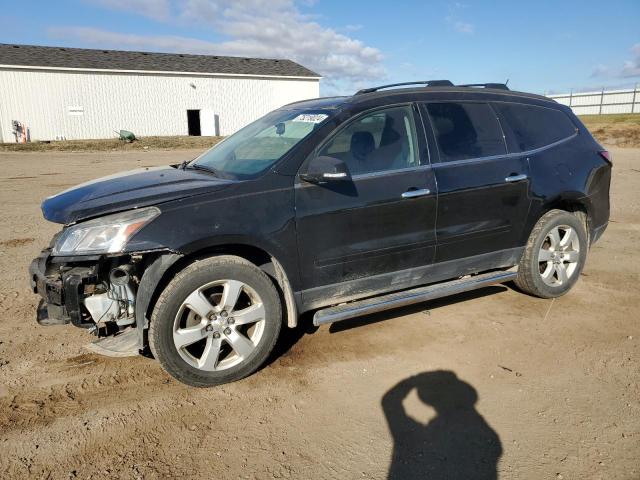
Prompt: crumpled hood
<box><xmin>42</xmin><ymin>166</ymin><xmax>233</xmax><ymax>224</ymax></box>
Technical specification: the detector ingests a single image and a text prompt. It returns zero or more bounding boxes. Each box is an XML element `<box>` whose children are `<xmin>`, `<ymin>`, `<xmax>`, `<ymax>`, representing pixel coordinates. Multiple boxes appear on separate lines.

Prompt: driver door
<box><xmin>294</xmin><ymin>104</ymin><xmax>438</xmax><ymax>309</ymax></box>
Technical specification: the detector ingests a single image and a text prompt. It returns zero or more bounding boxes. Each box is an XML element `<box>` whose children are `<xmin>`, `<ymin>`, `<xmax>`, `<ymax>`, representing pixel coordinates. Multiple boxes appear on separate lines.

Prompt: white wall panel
<box><xmin>0</xmin><ymin>68</ymin><xmax>320</xmax><ymax>142</ymax></box>
<box><xmin>548</xmin><ymin>87</ymin><xmax>639</xmax><ymax>116</ymax></box>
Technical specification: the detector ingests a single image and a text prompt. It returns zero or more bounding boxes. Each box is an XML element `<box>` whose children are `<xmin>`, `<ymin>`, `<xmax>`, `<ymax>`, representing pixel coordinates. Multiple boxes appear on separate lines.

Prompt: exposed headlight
<box><xmin>52</xmin><ymin>207</ymin><xmax>160</xmax><ymax>256</ymax></box>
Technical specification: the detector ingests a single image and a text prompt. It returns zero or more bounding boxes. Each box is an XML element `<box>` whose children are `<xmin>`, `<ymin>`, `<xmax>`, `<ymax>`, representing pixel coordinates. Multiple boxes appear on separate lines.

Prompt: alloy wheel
<box><xmin>172</xmin><ymin>279</ymin><xmax>266</xmax><ymax>371</ymax></box>
<box><xmin>538</xmin><ymin>225</ymin><xmax>580</xmax><ymax>287</ymax></box>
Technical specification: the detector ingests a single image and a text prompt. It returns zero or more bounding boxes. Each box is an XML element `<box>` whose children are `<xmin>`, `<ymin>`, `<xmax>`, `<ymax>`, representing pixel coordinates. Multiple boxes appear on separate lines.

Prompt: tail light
<box><xmin>599</xmin><ymin>150</ymin><xmax>612</xmax><ymax>163</ymax></box>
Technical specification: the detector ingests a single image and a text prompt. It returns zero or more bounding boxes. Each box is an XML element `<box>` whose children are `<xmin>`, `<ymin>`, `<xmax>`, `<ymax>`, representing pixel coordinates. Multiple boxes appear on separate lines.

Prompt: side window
<box><xmin>425</xmin><ymin>102</ymin><xmax>506</xmax><ymax>162</ymax></box>
<box><xmin>318</xmin><ymin>106</ymin><xmax>419</xmax><ymax>176</ymax></box>
<box><xmin>492</xmin><ymin>103</ymin><xmax>576</xmax><ymax>152</ymax></box>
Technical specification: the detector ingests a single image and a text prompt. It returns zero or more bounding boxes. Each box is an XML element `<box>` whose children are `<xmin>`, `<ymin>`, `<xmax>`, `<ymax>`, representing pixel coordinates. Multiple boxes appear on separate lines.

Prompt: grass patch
<box><xmin>579</xmin><ymin>113</ymin><xmax>640</xmax><ymax>127</ymax></box>
<box><xmin>0</xmin><ymin>136</ymin><xmax>223</xmax><ymax>153</ymax></box>
<box><xmin>579</xmin><ymin>113</ymin><xmax>640</xmax><ymax>147</ymax></box>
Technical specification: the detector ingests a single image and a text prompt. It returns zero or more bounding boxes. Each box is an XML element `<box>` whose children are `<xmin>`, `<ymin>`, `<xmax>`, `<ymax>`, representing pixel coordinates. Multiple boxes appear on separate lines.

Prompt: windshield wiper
<box><xmin>187</xmin><ymin>163</ymin><xmax>222</xmax><ymax>177</ymax></box>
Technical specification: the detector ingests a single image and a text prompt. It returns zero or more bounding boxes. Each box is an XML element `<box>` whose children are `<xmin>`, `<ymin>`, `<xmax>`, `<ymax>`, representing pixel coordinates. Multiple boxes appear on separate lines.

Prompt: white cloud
<box><xmin>590</xmin><ymin>64</ymin><xmax>611</xmax><ymax>78</ymax></box>
<box><xmin>58</xmin><ymin>0</ymin><xmax>385</xmax><ymax>89</ymax></box>
<box><xmin>621</xmin><ymin>43</ymin><xmax>640</xmax><ymax>77</ymax></box>
<box><xmin>342</xmin><ymin>24</ymin><xmax>363</xmax><ymax>32</ymax></box>
<box><xmin>592</xmin><ymin>43</ymin><xmax>640</xmax><ymax>79</ymax></box>
<box><xmin>445</xmin><ymin>1</ymin><xmax>474</xmax><ymax>35</ymax></box>
<box><xmin>453</xmin><ymin>21</ymin><xmax>474</xmax><ymax>34</ymax></box>
<box><xmin>49</xmin><ymin>27</ymin><xmax>224</xmax><ymax>53</ymax></box>
<box><xmin>86</xmin><ymin>0</ymin><xmax>171</xmax><ymax>21</ymax></box>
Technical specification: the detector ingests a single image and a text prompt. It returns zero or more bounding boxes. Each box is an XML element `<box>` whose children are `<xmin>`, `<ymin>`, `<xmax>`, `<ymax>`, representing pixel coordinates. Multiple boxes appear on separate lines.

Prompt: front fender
<box><xmin>135</xmin><ymin>253</ymin><xmax>183</xmax><ymax>349</ymax></box>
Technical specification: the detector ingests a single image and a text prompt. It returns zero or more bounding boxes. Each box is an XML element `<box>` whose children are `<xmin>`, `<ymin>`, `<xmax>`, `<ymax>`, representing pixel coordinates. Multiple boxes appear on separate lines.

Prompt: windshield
<box><xmin>191</xmin><ymin>109</ymin><xmax>331</xmax><ymax>179</ymax></box>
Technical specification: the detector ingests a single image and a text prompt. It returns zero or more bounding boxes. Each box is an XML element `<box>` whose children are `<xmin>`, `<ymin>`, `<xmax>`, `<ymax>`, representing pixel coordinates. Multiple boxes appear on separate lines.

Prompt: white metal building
<box><xmin>0</xmin><ymin>44</ymin><xmax>321</xmax><ymax>142</ymax></box>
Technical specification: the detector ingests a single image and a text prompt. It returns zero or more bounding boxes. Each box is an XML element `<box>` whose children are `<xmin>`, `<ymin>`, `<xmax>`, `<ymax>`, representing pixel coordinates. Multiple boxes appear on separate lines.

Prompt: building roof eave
<box><xmin>0</xmin><ymin>64</ymin><xmax>322</xmax><ymax>81</ymax></box>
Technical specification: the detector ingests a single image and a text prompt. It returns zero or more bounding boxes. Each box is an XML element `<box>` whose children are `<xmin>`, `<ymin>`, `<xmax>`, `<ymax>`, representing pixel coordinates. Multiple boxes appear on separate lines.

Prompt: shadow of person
<box><xmin>382</xmin><ymin>371</ymin><xmax>502</xmax><ymax>480</ymax></box>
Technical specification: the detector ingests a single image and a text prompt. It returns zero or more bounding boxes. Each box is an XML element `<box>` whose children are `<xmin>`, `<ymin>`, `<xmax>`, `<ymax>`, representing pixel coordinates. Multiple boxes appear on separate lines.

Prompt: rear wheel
<box><xmin>515</xmin><ymin>209</ymin><xmax>587</xmax><ymax>298</ymax></box>
<box><xmin>149</xmin><ymin>255</ymin><xmax>282</xmax><ymax>387</ymax></box>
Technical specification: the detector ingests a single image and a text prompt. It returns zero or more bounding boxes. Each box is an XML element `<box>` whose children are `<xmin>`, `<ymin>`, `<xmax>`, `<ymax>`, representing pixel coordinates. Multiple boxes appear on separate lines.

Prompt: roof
<box><xmin>0</xmin><ymin>43</ymin><xmax>321</xmax><ymax>79</ymax></box>
<box><xmin>347</xmin><ymin>86</ymin><xmax>554</xmax><ymax>105</ymax></box>
<box><xmin>281</xmin><ymin>85</ymin><xmax>555</xmax><ymax>112</ymax></box>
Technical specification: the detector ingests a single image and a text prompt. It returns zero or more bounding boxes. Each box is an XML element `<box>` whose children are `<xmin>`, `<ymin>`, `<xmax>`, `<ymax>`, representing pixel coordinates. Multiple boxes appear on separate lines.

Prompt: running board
<box><xmin>312</xmin><ymin>270</ymin><xmax>517</xmax><ymax>326</ymax></box>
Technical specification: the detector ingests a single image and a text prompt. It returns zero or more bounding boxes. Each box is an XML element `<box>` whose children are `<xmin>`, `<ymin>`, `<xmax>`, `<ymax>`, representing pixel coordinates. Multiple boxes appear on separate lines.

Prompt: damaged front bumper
<box><xmin>29</xmin><ymin>247</ymin><xmax>182</xmax><ymax>351</ymax></box>
<box><xmin>29</xmin><ymin>248</ymin><xmax>139</xmax><ymax>335</ymax></box>
<box><xmin>29</xmin><ymin>250</ymin><xmax>100</xmax><ymax>328</ymax></box>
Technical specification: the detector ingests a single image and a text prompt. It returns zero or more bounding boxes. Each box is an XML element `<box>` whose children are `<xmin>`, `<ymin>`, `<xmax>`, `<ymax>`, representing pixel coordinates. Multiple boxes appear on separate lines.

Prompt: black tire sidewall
<box><xmin>526</xmin><ymin>212</ymin><xmax>588</xmax><ymax>298</ymax></box>
<box><xmin>150</xmin><ymin>258</ymin><xmax>282</xmax><ymax>387</ymax></box>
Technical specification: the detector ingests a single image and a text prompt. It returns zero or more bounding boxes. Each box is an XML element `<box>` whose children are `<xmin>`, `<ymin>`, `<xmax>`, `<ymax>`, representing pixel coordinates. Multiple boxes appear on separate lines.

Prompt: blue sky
<box><xmin>2</xmin><ymin>0</ymin><xmax>639</xmax><ymax>95</ymax></box>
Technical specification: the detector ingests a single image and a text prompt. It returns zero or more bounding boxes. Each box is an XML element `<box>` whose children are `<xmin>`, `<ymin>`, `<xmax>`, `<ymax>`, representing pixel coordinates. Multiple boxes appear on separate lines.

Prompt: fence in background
<box><xmin>547</xmin><ymin>85</ymin><xmax>639</xmax><ymax>115</ymax></box>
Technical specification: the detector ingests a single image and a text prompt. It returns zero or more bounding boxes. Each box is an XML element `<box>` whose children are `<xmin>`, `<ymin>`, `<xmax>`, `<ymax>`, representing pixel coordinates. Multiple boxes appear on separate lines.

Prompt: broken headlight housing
<box><xmin>52</xmin><ymin>207</ymin><xmax>160</xmax><ymax>256</ymax></box>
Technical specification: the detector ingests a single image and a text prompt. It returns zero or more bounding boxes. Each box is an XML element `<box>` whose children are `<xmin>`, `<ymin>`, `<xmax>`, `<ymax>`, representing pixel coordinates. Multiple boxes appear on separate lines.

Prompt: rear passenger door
<box><xmin>420</xmin><ymin>101</ymin><xmax>531</xmax><ymax>264</ymax></box>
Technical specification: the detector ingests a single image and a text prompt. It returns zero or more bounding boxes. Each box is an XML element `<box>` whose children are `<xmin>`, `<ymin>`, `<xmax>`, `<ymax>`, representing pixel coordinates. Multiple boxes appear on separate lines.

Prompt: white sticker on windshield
<box><xmin>292</xmin><ymin>113</ymin><xmax>328</xmax><ymax>123</ymax></box>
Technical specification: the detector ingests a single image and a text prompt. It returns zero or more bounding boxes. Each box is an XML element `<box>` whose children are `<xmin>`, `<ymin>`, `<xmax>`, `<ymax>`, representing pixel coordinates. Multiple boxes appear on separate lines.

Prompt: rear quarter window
<box><xmin>492</xmin><ymin>103</ymin><xmax>577</xmax><ymax>152</ymax></box>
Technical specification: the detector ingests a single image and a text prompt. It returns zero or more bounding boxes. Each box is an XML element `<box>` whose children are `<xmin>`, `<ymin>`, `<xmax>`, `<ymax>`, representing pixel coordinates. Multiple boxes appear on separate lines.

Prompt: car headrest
<box><xmin>350</xmin><ymin>131</ymin><xmax>375</xmax><ymax>159</ymax></box>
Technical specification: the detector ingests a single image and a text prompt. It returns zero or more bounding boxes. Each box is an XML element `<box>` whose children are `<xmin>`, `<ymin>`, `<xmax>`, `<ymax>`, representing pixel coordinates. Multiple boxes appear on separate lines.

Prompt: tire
<box><xmin>515</xmin><ymin>209</ymin><xmax>588</xmax><ymax>298</ymax></box>
<box><xmin>149</xmin><ymin>255</ymin><xmax>282</xmax><ymax>387</ymax></box>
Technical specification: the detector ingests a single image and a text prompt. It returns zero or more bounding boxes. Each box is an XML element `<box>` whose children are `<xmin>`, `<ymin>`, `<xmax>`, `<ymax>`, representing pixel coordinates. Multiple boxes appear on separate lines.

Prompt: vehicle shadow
<box><xmin>265</xmin><ymin>284</ymin><xmax>508</xmax><ymax>367</ymax></box>
<box><xmin>383</xmin><ymin>370</ymin><xmax>502</xmax><ymax>480</ymax></box>
<box><xmin>263</xmin><ymin>310</ymin><xmax>318</xmax><ymax>368</ymax></box>
<box><xmin>329</xmin><ymin>284</ymin><xmax>508</xmax><ymax>333</ymax></box>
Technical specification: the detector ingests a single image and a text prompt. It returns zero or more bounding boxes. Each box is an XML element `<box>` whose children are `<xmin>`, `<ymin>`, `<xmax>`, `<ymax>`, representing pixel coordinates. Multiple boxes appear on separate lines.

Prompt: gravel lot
<box><xmin>0</xmin><ymin>148</ymin><xmax>638</xmax><ymax>479</ymax></box>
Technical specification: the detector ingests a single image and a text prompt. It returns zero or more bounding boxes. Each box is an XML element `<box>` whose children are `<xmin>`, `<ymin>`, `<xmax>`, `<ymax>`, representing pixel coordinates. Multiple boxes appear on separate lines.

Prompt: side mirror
<box><xmin>300</xmin><ymin>155</ymin><xmax>352</xmax><ymax>184</ymax></box>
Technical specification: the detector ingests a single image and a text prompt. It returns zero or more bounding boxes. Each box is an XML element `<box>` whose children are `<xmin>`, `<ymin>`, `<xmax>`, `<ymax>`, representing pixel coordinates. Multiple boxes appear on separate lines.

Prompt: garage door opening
<box><xmin>187</xmin><ymin>110</ymin><xmax>201</xmax><ymax>136</ymax></box>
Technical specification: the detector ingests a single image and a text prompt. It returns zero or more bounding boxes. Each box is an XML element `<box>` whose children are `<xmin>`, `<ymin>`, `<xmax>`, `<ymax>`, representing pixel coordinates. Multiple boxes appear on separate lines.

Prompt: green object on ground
<box><xmin>118</xmin><ymin>130</ymin><xmax>136</xmax><ymax>142</ymax></box>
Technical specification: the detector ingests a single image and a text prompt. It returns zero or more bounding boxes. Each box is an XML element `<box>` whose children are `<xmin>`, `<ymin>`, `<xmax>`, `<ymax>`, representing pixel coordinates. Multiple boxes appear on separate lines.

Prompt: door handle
<box><xmin>505</xmin><ymin>174</ymin><xmax>528</xmax><ymax>183</ymax></box>
<box><xmin>401</xmin><ymin>188</ymin><xmax>431</xmax><ymax>199</ymax></box>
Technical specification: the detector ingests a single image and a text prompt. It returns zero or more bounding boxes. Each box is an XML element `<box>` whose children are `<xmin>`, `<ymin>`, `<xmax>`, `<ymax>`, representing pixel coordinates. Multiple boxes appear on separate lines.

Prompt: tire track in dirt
<box><xmin>0</xmin><ymin>355</ymin><xmax>318</xmax><ymax>479</ymax></box>
<box><xmin>0</xmin><ymin>355</ymin><xmax>175</xmax><ymax>433</ymax></box>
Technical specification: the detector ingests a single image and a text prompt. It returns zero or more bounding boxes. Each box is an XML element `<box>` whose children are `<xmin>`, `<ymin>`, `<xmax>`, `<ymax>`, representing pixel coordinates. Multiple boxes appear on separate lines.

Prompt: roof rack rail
<box><xmin>355</xmin><ymin>80</ymin><xmax>454</xmax><ymax>95</ymax></box>
<box><xmin>458</xmin><ymin>83</ymin><xmax>510</xmax><ymax>91</ymax></box>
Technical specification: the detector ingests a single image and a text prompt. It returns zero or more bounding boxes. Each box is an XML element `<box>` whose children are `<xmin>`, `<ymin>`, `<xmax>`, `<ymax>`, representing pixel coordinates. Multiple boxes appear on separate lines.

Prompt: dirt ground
<box><xmin>0</xmin><ymin>147</ymin><xmax>638</xmax><ymax>479</ymax></box>
<box><xmin>0</xmin><ymin>136</ymin><xmax>223</xmax><ymax>153</ymax></box>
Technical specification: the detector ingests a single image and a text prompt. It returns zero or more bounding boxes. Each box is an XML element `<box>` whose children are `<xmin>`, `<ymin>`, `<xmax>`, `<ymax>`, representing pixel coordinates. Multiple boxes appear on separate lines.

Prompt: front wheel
<box><xmin>515</xmin><ymin>209</ymin><xmax>588</xmax><ymax>298</ymax></box>
<box><xmin>149</xmin><ymin>255</ymin><xmax>282</xmax><ymax>387</ymax></box>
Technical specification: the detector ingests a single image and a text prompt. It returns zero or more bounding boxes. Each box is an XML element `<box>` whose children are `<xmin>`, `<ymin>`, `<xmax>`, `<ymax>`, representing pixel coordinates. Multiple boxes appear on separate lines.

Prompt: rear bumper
<box><xmin>28</xmin><ymin>250</ymin><xmax>97</xmax><ymax>328</ymax></box>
